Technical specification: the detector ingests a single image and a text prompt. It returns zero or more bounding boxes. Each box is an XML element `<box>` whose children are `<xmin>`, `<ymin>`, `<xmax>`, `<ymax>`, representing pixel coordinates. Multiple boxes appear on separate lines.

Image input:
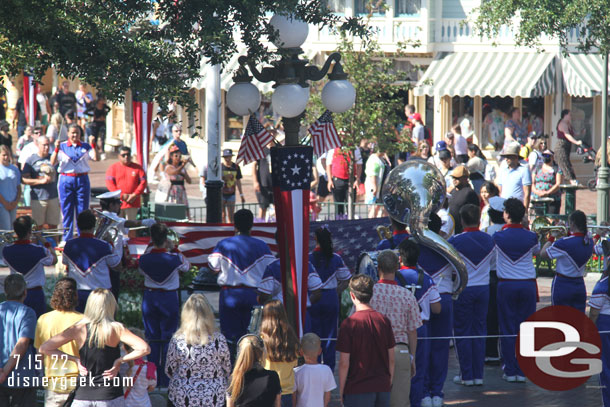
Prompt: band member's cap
<box><xmin>96</xmin><ymin>190</ymin><xmax>122</xmax><ymax>200</ymax></box>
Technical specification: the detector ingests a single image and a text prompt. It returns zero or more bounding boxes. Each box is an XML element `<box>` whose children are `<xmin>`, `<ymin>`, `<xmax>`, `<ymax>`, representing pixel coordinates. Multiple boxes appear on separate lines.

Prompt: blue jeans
<box><xmin>281</xmin><ymin>394</ymin><xmax>293</xmax><ymax>407</ymax></box>
<box><xmin>344</xmin><ymin>392</ymin><xmax>390</xmax><ymax>407</ymax></box>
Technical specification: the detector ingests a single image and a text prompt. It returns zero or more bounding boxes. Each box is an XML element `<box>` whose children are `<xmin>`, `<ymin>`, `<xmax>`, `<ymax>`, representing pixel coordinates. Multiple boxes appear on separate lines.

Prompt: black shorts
<box><xmin>255</xmin><ymin>187</ymin><xmax>274</xmax><ymax>209</ymax></box>
<box><xmin>316</xmin><ymin>176</ymin><xmax>330</xmax><ymax>198</ymax></box>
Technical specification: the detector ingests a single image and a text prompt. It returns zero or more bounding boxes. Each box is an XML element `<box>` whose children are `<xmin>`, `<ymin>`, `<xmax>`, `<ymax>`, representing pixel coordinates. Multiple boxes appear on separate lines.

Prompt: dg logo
<box><xmin>517</xmin><ymin>305</ymin><xmax>602</xmax><ymax>391</ymax></box>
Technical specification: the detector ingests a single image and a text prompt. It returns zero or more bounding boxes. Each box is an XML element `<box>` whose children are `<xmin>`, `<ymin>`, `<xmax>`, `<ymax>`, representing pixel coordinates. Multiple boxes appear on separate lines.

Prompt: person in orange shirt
<box><xmin>105</xmin><ymin>146</ymin><xmax>147</xmax><ymax>220</ymax></box>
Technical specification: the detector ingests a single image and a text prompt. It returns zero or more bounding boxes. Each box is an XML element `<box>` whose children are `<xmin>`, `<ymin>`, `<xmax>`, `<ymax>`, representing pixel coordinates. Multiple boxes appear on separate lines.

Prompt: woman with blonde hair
<box><xmin>40</xmin><ymin>288</ymin><xmax>150</xmax><ymax>406</ymax></box>
<box><xmin>260</xmin><ymin>300</ymin><xmax>300</xmax><ymax>407</ymax></box>
<box><xmin>165</xmin><ymin>293</ymin><xmax>231</xmax><ymax>407</ymax></box>
<box><xmin>227</xmin><ymin>335</ymin><xmax>281</xmax><ymax>407</ymax></box>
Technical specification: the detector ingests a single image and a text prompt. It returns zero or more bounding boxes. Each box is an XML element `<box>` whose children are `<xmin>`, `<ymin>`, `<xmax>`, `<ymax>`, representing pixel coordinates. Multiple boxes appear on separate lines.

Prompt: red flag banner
<box><xmin>308</xmin><ymin>109</ymin><xmax>341</xmax><ymax>157</ymax></box>
<box><xmin>236</xmin><ymin>115</ymin><xmax>273</xmax><ymax>165</ymax></box>
<box><xmin>23</xmin><ymin>74</ymin><xmax>39</xmax><ymax>127</ymax></box>
<box><xmin>132</xmin><ymin>100</ymin><xmax>154</xmax><ymax>173</ymax></box>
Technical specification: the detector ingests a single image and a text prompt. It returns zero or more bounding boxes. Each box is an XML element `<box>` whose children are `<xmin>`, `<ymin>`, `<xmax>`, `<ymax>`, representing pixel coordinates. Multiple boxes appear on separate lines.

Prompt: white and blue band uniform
<box><xmin>448</xmin><ymin>214</ymin><xmax>496</xmax><ymax>384</ymax></box>
<box><xmin>2</xmin><ymin>217</ymin><xmax>56</xmax><ymax>318</ymax></box>
<box><xmin>545</xmin><ymin>232</ymin><xmax>593</xmax><ymax>313</ymax></box>
<box><xmin>588</xmin><ymin>276</ymin><xmax>610</xmax><ymax>406</ymax></box>
<box><xmin>492</xmin><ymin>199</ymin><xmax>540</xmax><ymax>380</ymax></box>
<box><xmin>62</xmin><ymin>211</ymin><xmax>123</xmax><ymax>312</ymax></box>
<box><xmin>138</xmin><ymin>226</ymin><xmax>190</xmax><ymax>387</ymax></box>
<box><xmin>54</xmin><ymin>130</ymin><xmax>96</xmax><ymax>241</ymax></box>
<box><xmin>208</xmin><ymin>209</ymin><xmax>274</xmax><ymax>350</ymax></box>
<box><xmin>397</xmin><ymin>239</ymin><xmax>441</xmax><ymax>407</ymax></box>
<box><xmin>308</xmin><ymin>248</ymin><xmax>351</xmax><ymax>372</ymax></box>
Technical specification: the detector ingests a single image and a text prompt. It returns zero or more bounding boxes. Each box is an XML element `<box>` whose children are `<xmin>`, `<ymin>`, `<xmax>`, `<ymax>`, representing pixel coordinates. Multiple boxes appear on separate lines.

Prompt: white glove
<box><xmin>141</xmin><ymin>218</ymin><xmax>157</xmax><ymax>227</ymax></box>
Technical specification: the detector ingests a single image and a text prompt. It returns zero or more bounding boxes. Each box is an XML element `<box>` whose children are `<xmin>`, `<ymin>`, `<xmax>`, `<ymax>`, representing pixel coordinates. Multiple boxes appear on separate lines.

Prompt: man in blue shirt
<box><xmin>498</xmin><ymin>143</ymin><xmax>532</xmax><ymax>210</ymax></box>
<box><xmin>0</xmin><ymin>274</ymin><xmax>38</xmax><ymax>405</ymax></box>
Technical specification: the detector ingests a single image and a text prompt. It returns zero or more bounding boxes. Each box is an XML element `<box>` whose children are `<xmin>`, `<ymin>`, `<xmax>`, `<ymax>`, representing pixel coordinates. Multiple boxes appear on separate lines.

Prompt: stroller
<box><xmin>576</xmin><ymin>142</ymin><xmax>598</xmax><ymax>191</ymax></box>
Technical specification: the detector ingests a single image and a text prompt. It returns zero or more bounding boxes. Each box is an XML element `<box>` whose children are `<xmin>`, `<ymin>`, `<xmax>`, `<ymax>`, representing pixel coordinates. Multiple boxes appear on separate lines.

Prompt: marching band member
<box><xmin>422</xmin><ymin>214</ymin><xmax>453</xmax><ymax>407</ymax></box>
<box><xmin>540</xmin><ymin>210</ymin><xmax>593</xmax><ymax>313</ymax></box>
<box><xmin>2</xmin><ymin>216</ymin><xmax>57</xmax><ymax>317</ymax></box>
<box><xmin>62</xmin><ymin>210</ymin><xmax>122</xmax><ymax>312</ymax></box>
<box><xmin>588</xmin><ymin>273</ymin><xmax>610</xmax><ymax>406</ymax></box>
<box><xmin>493</xmin><ymin>198</ymin><xmax>539</xmax><ymax>383</ymax></box>
<box><xmin>377</xmin><ymin>218</ymin><xmax>410</xmax><ymax>250</ymax></box>
<box><xmin>397</xmin><ymin>239</ymin><xmax>441</xmax><ymax>407</ymax></box>
<box><xmin>308</xmin><ymin>226</ymin><xmax>352</xmax><ymax>372</ymax></box>
<box><xmin>208</xmin><ymin>209</ymin><xmax>274</xmax><ymax>352</ymax></box>
<box><xmin>448</xmin><ymin>204</ymin><xmax>495</xmax><ymax>387</ymax></box>
<box><xmin>483</xmin><ymin>196</ymin><xmax>506</xmax><ymax>363</ymax></box>
<box><xmin>139</xmin><ymin>222</ymin><xmax>190</xmax><ymax>387</ymax></box>
<box><xmin>50</xmin><ymin>123</ymin><xmax>98</xmax><ymax>241</ymax></box>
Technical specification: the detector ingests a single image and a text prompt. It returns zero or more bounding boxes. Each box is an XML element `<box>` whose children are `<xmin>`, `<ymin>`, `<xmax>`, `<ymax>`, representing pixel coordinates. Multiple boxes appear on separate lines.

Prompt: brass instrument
<box><xmin>590</xmin><ymin>225</ymin><xmax>610</xmax><ymax>239</ymax></box>
<box><xmin>531</xmin><ymin>216</ymin><xmax>568</xmax><ymax>243</ymax></box>
<box><xmin>167</xmin><ymin>229</ymin><xmax>180</xmax><ymax>248</ymax></box>
<box><xmin>381</xmin><ymin>160</ymin><xmax>469</xmax><ymax>299</ymax></box>
<box><xmin>376</xmin><ymin>225</ymin><xmax>392</xmax><ymax>241</ymax></box>
<box><xmin>94</xmin><ymin>210</ymin><xmax>122</xmax><ymax>244</ymax></box>
<box><xmin>248</xmin><ymin>305</ymin><xmax>264</xmax><ymax>334</ymax></box>
<box><xmin>0</xmin><ymin>231</ymin><xmax>15</xmax><ymax>244</ymax></box>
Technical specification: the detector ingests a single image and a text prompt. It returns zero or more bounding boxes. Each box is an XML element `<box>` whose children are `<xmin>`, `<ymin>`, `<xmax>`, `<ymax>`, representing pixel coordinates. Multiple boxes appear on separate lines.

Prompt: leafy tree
<box><xmin>0</xmin><ymin>0</ymin><xmax>365</xmax><ymax>107</ymax></box>
<box><xmin>472</xmin><ymin>0</ymin><xmax>610</xmax><ymax>54</ymax></box>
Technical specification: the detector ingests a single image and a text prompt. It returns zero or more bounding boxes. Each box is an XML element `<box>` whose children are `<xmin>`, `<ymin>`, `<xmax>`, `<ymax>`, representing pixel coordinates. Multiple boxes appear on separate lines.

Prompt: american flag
<box><xmin>127</xmin><ymin>218</ymin><xmax>386</xmax><ymax>272</ymax></box>
<box><xmin>23</xmin><ymin>73</ymin><xmax>39</xmax><ymax>127</ymax></box>
<box><xmin>308</xmin><ymin>109</ymin><xmax>342</xmax><ymax>157</ymax></box>
<box><xmin>132</xmin><ymin>100</ymin><xmax>154</xmax><ymax>173</ymax></box>
<box><xmin>236</xmin><ymin>115</ymin><xmax>274</xmax><ymax>165</ymax></box>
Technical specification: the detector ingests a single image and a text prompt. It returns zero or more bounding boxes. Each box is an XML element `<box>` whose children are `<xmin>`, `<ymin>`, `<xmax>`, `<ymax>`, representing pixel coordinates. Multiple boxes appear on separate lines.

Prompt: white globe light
<box><xmin>226</xmin><ymin>82</ymin><xmax>261</xmax><ymax>116</ymax></box>
<box><xmin>269</xmin><ymin>14</ymin><xmax>309</xmax><ymax>49</ymax></box>
<box><xmin>272</xmin><ymin>84</ymin><xmax>309</xmax><ymax>118</ymax></box>
<box><xmin>322</xmin><ymin>79</ymin><xmax>356</xmax><ymax>113</ymax></box>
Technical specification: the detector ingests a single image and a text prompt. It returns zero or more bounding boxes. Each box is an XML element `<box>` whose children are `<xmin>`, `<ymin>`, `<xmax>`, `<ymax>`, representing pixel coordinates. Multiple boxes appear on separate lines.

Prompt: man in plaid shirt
<box><xmin>370</xmin><ymin>250</ymin><xmax>422</xmax><ymax>407</ymax></box>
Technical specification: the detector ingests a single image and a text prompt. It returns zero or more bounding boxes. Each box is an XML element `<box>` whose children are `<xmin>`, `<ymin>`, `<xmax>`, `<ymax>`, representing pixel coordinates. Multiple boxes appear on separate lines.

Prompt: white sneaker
<box><xmin>453</xmin><ymin>375</ymin><xmax>474</xmax><ymax>386</ymax></box>
<box><xmin>432</xmin><ymin>396</ymin><xmax>444</xmax><ymax>407</ymax></box>
<box><xmin>474</xmin><ymin>378</ymin><xmax>484</xmax><ymax>386</ymax></box>
<box><xmin>503</xmin><ymin>374</ymin><xmax>517</xmax><ymax>382</ymax></box>
<box><xmin>516</xmin><ymin>375</ymin><xmax>526</xmax><ymax>383</ymax></box>
<box><xmin>421</xmin><ymin>396</ymin><xmax>432</xmax><ymax>407</ymax></box>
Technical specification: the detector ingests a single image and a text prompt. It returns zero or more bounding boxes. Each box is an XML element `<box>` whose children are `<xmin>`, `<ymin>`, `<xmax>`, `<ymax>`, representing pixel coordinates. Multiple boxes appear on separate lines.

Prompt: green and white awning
<box><xmin>414</xmin><ymin>52</ymin><xmax>556</xmax><ymax>98</ymax></box>
<box><xmin>561</xmin><ymin>53</ymin><xmax>610</xmax><ymax>97</ymax></box>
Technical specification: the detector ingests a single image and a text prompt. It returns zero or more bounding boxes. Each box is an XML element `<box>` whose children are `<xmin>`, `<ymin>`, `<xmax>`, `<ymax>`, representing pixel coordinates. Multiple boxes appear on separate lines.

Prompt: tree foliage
<box><xmin>0</xmin><ymin>0</ymin><xmax>365</xmax><ymax>108</ymax></box>
<box><xmin>473</xmin><ymin>0</ymin><xmax>610</xmax><ymax>54</ymax></box>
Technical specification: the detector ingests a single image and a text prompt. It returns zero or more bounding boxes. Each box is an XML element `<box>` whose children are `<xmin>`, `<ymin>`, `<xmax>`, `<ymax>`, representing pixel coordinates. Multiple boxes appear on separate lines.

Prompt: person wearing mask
<box><xmin>448</xmin><ymin>166</ymin><xmax>479</xmax><ymax>235</ymax></box>
<box><xmin>497</xmin><ymin>143</ymin><xmax>532</xmax><ymax>213</ymax></box>
<box><xmin>555</xmin><ymin>109</ymin><xmax>582</xmax><ymax>185</ymax></box>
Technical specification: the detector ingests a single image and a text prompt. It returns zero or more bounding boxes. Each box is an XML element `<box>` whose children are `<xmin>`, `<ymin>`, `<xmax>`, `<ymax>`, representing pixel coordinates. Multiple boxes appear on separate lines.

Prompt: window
<box><xmin>571</xmin><ymin>97</ymin><xmax>593</xmax><ymax>147</ymax></box>
<box><xmin>355</xmin><ymin>0</ymin><xmax>386</xmax><ymax>16</ymax></box>
<box><xmin>327</xmin><ymin>0</ymin><xmax>346</xmax><ymax>13</ymax></box>
<box><xmin>395</xmin><ymin>0</ymin><xmax>421</xmax><ymax>16</ymax></box>
<box><xmin>225</xmin><ymin>105</ymin><xmax>244</xmax><ymax>141</ymax></box>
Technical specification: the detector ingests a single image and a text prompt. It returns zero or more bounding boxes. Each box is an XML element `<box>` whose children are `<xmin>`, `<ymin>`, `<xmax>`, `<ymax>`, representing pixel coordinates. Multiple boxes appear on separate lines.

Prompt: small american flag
<box><xmin>308</xmin><ymin>110</ymin><xmax>342</xmax><ymax>157</ymax></box>
<box><xmin>236</xmin><ymin>115</ymin><xmax>274</xmax><ymax>165</ymax></box>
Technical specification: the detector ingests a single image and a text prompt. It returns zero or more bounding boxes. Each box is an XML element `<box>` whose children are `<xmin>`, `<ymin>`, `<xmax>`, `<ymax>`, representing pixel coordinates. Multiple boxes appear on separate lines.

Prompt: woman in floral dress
<box><xmin>531</xmin><ymin>149</ymin><xmax>563</xmax><ymax>215</ymax></box>
<box><xmin>166</xmin><ymin>294</ymin><xmax>231</xmax><ymax>407</ymax></box>
<box><xmin>164</xmin><ymin>144</ymin><xmax>191</xmax><ymax>207</ymax></box>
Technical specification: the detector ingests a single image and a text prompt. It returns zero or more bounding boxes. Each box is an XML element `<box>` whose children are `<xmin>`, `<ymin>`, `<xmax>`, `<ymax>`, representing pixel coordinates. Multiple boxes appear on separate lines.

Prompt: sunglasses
<box><xmin>119</xmin><ymin>154</ymin><xmax>130</xmax><ymax>157</ymax></box>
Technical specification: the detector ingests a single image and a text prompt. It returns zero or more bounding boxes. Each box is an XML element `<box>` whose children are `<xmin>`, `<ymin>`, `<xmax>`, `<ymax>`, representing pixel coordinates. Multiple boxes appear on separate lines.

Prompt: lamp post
<box><xmin>598</xmin><ymin>52</ymin><xmax>609</xmax><ymax>223</ymax></box>
<box><xmin>226</xmin><ymin>14</ymin><xmax>356</xmax><ymax>329</ymax></box>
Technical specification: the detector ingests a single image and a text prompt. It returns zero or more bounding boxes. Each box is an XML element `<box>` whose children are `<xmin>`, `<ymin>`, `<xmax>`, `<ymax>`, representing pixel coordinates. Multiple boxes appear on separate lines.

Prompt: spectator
<box><xmin>166</xmin><ymin>293</ymin><xmax>231</xmax><ymax>407</ymax></box>
<box><xmin>504</xmin><ymin>108</ymin><xmax>527</xmax><ymax>147</ymax></box>
<box><xmin>411</xmin><ymin>141</ymin><xmax>431</xmax><ymax>161</ymax></box>
<box><xmin>105</xmin><ymin>146</ymin><xmax>147</xmax><ymax>220</ymax></box>
<box><xmin>337</xmin><ymin>274</ymin><xmax>395</xmax><ymax>407</ymax></box>
<box><xmin>314</xmin><ymin>152</ymin><xmax>331</xmax><ymax>204</ymax></box>
<box><xmin>227</xmin><ymin>335</ymin><xmax>281</xmax><ymax>407</ymax></box>
<box><xmin>519</xmin><ymin>132</ymin><xmax>543</xmax><ymax>170</ymax></box>
<box><xmin>0</xmin><ymin>274</ymin><xmax>38</xmax><ymax>405</ymax></box>
<box><xmin>52</xmin><ymin>81</ymin><xmax>77</xmax><ymax>117</ymax></box>
<box><xmin>466</xmin><ymin>144</ymin><xmax>488</xmax><ymax>194</ymax></box>
<box><xmin>13</xmin><ymin>96</ymin><xmax>40</xmax><ymax>138</ymax></box>
<box><xmin>531</xmin><ymin>149</ymin><xmax>563</xmax><ymax>215</ymax></box>
<box><xmin>40</xmin><ymin>288</ymin><xmax>151</xmax><ymax>405</ymax></box>
<box><xmin>293</xmin><ymin>333</ymin><xmax>337</xmax><ymax>407</ymax></box>
<box><xmin>453</xmin><ymin>124</ymin><xmax>468</xmax><ymax>164</ymax></box>
<box><xmin>364</xmin><ymin>147</ymin><xmax>386</xmax><ymax>218</ymax></box>
<box><xmin>437</xmin><ymin>150</ymin><xmax>454</xmax><ymax>191</ymax></box>
<box><xmin>46</xmin><ymin>112</ymin><xmax>63</xmax><ymax>148</ymax></box>
<box><xmin>3</xmin><ymin>215</ymin><xmax>57</xmax><ymax>317</ymax></box>
<box><xmin>34</xmin><ymin>277</ymin><xmax>83</xmax><ymax>406</ymax></box>
<box><xmin>479</xmin><ymin>181</ymin><xmax>500</xmax><ymax>230</ymax></box>
<box><xmin>497</xmin><ymin>142</ymin><xmax>532</xmax><ymax>212</ymax></box>
<box><xmin>411</xmin><ymin>113</ymin><xmax>425</xmax><ymax>145</ymax></box>
<box><xmin>369</xmin><ymin>250</ymin><xmax>421</xmax><ymax>407</ymax></box>
<box><xmin>260</xmin><ymin>300</ymin><xmax>300</xmax><ymax>407</ymax></box>
<box><xmin>0</xmin><ymin>145</ymin><xmax>21</xmax><ymax>232</ymax></box>
<box><xmin>163</xmin><ymin>145</ymin><xmax>191</xmax><ymax>209</ymax></box>
<box><xmin>357</xmin><ymin>138</ymin><xmax>372</xmax><ymax>186</ymax></box>
<box><xmin>15</xmin><ymin>125</ymin><xmax>34</xmax><ymax>156</ymax></box>
<box><xmin>326</xmin><ymin>147</ymin><xmax>362</xmax><ymax>218</ymax></box>
<box><xmin>121</xmin><ymin>328</ymin><xmax>157</xmax><ymax>407</ymax></box>
<box><xmin>219</xmin><ymin>149</ymin><xmax>244</xmax><ymax>223</ymax></box>
<box><xmin>0</xmin><ymin>120</ymin><xmax>11</xmax><ymax>150</ymax></box>
<box><xmin>18</xmin><ymin>126</ymin><xmax>43</xmax><ymax>172</ymax></box>
<box><xmin>253</xmin><ymin>142</ymin><xmax>273</xmax><ymax>221</ymax></box>
<box><xmin>448</xmin><ymin>165</ymin><xmax>479</xmax><ymax>235</ymax></box>
<box><xmin>85</xmin><ymin>94</ymin><xmax>110</xmax><ymax>157</ymax></box>
<box><xmin>21</xmin><ymin>136</ymin><xmax>61</xmax><ymax>230</ymax></box>
<box><xmin>56</xmin><ymin>110</ymin><xmax>78</xmax><ymax>145</ymax></box>
<box><xmin>152</xmin><ymin>111</ymin><xmax>169</xmax><ymax>152</ymax></box>
<box><xmin>168</xmin><ymin>124</ymin><xmax>189</xmax><ymax>156</ymax></box>
<box><xmin>75</xmin><ymin>83</ymin><xmax>93</xmax><ymax>128</ymax></box>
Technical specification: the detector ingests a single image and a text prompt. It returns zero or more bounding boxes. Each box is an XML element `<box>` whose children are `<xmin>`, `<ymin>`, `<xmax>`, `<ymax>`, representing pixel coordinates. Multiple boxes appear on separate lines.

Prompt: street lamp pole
<box><xmin>205</xmin><ymin>63</ymin><xmax>223</xmax><ymax>223</ymax></box>
<box><xmin>598</xmin><ymin>52</ymin><xmax>609</xmax><ymax>223</ymax></box>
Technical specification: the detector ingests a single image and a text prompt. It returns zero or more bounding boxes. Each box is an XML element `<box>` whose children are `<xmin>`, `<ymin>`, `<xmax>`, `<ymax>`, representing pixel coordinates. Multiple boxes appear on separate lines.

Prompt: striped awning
<box><xmin>193</xmin><ymin>48</ymin><xmax>319</xmax><ymax>94</ymax></box>
<box><xmin>561</xmin><ymin>53</ymin><xmax>610</xmax><ymax>97</ymax></box>
<box><xmin>413</xmin><ymin>52</ymin><xmax>556</xmax><ymax>98</ymax></box>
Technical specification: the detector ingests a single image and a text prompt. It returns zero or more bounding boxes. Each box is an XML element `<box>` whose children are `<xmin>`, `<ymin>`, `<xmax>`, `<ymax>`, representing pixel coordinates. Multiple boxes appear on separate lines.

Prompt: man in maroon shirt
<box><xmin>337</xmin><ymin>274</ymin><xmax>396</xmax><ymax>407</ymax></box>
